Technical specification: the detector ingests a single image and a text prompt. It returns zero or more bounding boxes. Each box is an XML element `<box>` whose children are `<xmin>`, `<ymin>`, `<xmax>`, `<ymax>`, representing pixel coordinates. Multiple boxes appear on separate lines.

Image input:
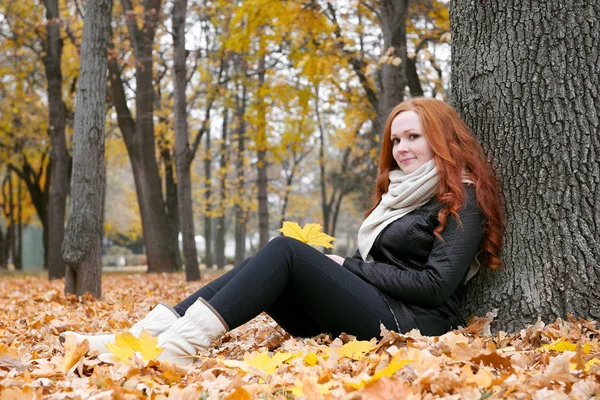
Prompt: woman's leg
<box><xmin>208</xmin><ymin>237</ymin><xmax>397</xmax><ymax>340</ymax></box>
<box><xmin>173</xmin><ymin>257</ymin><xmax>253</xmax><ymax>316</ymax></box>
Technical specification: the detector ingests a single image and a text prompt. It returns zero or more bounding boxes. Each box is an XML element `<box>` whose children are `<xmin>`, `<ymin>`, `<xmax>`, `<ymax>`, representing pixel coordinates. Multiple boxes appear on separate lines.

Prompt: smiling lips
<box><xmin>401</xmin><ymin>157</ymin><xmax>416</xmax><ymax>163</ymax></box>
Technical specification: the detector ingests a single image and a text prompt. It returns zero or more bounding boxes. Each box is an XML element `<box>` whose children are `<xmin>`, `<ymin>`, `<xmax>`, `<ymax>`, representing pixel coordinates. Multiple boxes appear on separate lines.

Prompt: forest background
<box><xmin>0</xmin><ymin>0</ymin><xmax>599</xmax><ymax>333</ymax></box>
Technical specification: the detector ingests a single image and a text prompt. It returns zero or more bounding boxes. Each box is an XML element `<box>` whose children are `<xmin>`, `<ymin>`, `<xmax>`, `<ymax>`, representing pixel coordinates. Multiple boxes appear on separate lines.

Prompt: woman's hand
<box><xmin>326</xmin><ymin>254</ymin><xmax>345</xmax><ymax>266</ymax></box>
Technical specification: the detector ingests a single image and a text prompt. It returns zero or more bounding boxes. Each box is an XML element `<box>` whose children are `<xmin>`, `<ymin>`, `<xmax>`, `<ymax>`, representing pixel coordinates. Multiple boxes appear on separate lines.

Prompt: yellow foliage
<box><xmin>540</xmin><ymin>340</ymin><xmax>592</xmax><ymax>354</ymax></box>
<box><xmin>303</xmin><ymin>352</ymin><xmax>318</xmax><ymax>366</ymax></box>
<box><xmin>105</xmin><ymin>330</ymin><xmax>164</xmax><ymax>363</ymax></box>
<box><xmin>585</xmin><ymin>358</ymin><xmax>600</xmax><ymax>372</ymax></box>
<box><xmin>338</xmin><ymin>340</ymin><xmax>376</xmax><ymax>361</ymax></box>
<box><xmin>279</xmin><ymin>222</ymin><xmax>336</xmax><ymax>249</ymax></box>
<box><xmin>243</xmin><ymin>350</ymin><xmax>294</xmax><ymax>374</ymax></box>
<box><xmin>347</xmin><ymin>352</ymin><xmax>413</xmax><ymax>389</ymax></box>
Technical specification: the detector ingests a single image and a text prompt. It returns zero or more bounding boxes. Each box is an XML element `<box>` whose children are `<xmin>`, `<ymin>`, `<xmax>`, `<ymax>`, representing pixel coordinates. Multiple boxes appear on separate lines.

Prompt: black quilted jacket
<box><xmin>343</xmin><ymin>185</ymin><xmax>484</xmax><ymax>336</ymax></box>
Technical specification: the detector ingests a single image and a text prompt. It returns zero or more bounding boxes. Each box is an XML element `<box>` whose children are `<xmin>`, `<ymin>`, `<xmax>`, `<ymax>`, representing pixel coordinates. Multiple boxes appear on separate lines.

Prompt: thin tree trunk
<box><xmin>204</xmin><ymin>129</ymin><xmax>213</xmax><ymax>269</ymax></box>
<box><xmin>318</xmin><ymin>111</ymin><xmax>329</xmax><ymax>233</ymax></box>
<box><xmin>7</xmin><ymin>172</ymin><xmax>14</xmax><ymax>268</ymax></box>
<box><xmin>107</xmin><ymin>0</ymin><xmax>177</xmax><ymax>273</ymax></box>
<box><xmin>15</xmin><ymin>175</ymin><xmax>22</xmax><ymax>270</ymax></box>
<box><xmin>10</xmin><ymin>158</ymin><xmax>49</xmax><ymax>269</ymax></box>
<box><xmin>234</xmin><ymin>83</ymin><xmax>247</xmax><ymax>265</ymax></box>
<box><xmin>1</xmin><ymin>175</ymin><xmax>9</xmax><ymax>268</ymax></box>
<box><xmin>0</xmin><ymin>226</ymin><xmax>6</xmax><ymax>269</ymax></box>
<box><xmin>214</xmin><ymin>109</ymin><xmax>229</xmax><ymax>269</ymax></box>
<box><xmin>63</xmin><ymin>0</ymin><xmax>112</xmax><ymax>298</ymax></box>
<box><xmin>162</xmin><ymin>147</ymin><xmax>182</xmax><ymax>270</ymax></box>
<box><xmin>43</xmin><ymin>0</ymin><xmax>69</xmax><ymax>279</ymax></box>
<box><xmin>172</xmin><ymin>0</ymin><xmax>200</xmax><ymax>281</ymax></box>
<box><xmin>452</xmin><ymin>0</ymin><xmax>600</xmax><ymax>331</ymax></box>
<box><xmin>256</xmin><ymin>54</ymin><xmax>269</xmax><ymax>250</ymax></box>
<box><xmin>280</xmin><ymin>166</ymin><xmax>295</xmax><ymax>228</ymax></box>
<box><xmin>406</xmin><ymin>56</ymin><xmax>424</xmax><ymax>97</ymax></box>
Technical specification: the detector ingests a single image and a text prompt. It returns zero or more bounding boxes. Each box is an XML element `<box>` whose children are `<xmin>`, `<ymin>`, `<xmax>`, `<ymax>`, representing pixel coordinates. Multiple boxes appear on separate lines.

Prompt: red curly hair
<box><xmin>366</xmin><ymin>98</ymin><xmax>503</xmax><ymax>270</ymax></box>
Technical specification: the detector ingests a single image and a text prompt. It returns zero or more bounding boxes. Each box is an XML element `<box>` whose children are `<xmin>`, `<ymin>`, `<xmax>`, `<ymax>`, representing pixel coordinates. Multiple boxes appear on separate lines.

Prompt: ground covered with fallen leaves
<box><xmin>1</xmin><ymin>273</ymin><xmax>600</xmax><ymax>399</ymax></box>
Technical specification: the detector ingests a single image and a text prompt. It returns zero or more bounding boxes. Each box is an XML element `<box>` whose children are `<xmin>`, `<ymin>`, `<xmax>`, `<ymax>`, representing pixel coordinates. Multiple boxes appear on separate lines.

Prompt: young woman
<box><xmin>61</xmin><ymin>98</ymin><xmax>503</xmax><ymax>365</ymax></box>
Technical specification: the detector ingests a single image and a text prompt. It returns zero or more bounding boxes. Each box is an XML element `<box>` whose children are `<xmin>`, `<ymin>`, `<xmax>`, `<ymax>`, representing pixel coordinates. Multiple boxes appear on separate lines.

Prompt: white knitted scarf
<box><xmin>358</xmin><ymin>160</ymin><xmax>439</xmax><ymax>261</ymax></box>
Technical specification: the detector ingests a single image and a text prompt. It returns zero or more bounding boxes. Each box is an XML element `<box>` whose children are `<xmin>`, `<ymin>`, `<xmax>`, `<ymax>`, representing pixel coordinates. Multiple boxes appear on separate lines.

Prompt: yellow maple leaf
<box><xmin>137</xmin><ymin>330</ymin><xmax>165</xmax><ymax>361</ymax></box>
<box><xmin>347</xmin><ymin>352</ymin><xmax>413</xmax><ymax>389</ymax></box>
<box><xmin>61</xmin><ymin>334</ymin><xmax>89</xmax><ymax>374</ymax></box>
<box><xmin>243</xmin><ymin>351</ymin><xmax>294</xmax><ymax>374</ymax></box>
<box><xmin>338</xmin><ymin>340</ymin><xmax>376</xmax><ymax>361</ymax></box>
<box><xmin>585</xmin><ymin>358</ymin><xmax>600</xmax><ymax>372</ymax></box>
<box><xmin>279</xmin><ymin>221</ymin><xmax>336</xmax><ymax>248</ymax></box>
<box><xmin>540</xmin><ymin>340</ymin><xmax>591</xmax><ymax>354</ymax></box>
<box><xmin>105</xmin><ymin>330</ymin><xmax>163</xmax><ymax>363</ymax></box>
<box><xmin>303</xmin><ymin>352</ymin><xmax>318</xmax><ymax>366</ymax></box>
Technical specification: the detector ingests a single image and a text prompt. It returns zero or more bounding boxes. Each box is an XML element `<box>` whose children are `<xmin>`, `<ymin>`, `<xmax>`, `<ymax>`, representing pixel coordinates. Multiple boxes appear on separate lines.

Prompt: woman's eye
<box><xmin>409</xmin><ymin>134</ymin><xmax>419</xmax><ymax>140</ymax></box>
<box><xmin>392</xmin><ymin>138</ymin><xmax>400</xmax><ymax>144</ymax></box>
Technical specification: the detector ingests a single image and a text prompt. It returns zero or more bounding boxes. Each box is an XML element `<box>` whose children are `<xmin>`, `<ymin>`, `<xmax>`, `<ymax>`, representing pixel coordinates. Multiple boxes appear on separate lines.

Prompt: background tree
<box><xmin>107</xmin><ymin>0</ymin><xmax>177</xmax><ymax>273</ymax></box>
<box><xmin>63</xmin><ymin>0</ymin><xmax>112</xmax><ymax>297</ymax></box>
<box><xmin>172</xmin><ymin>0</ymin><xmax>200</xmax><ymax>281</ymax></box>
<box><xmin>0</xmin><ymin>0</ymin><xmax>456</xmax><ymax>277</ymax></box>
<box><xmin>42</xmin><ymin>0</ymin><xmax>70</xmax><ymax>280</ymax></box>
<box><xmin>451</xmin><ymin>0</ymin><xmax>600</xmax><ymax>331</ymax></box>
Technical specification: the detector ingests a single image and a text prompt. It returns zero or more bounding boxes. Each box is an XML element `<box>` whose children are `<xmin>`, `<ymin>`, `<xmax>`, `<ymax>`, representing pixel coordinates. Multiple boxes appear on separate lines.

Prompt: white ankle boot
<box><xmin>156</xmin><ymin>298</ymin><xmax>228</xmax><ymax>365</ymax></box>
<box><xmin>59</xmin><ymin>302</ymin><xmax>180</xmax><ymax>353</ymax></box>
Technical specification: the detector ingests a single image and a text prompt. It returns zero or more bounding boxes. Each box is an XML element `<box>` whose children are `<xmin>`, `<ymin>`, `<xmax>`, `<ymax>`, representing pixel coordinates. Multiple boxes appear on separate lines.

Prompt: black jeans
<box><xmin>173</xmin><ymin>237</ymin><xmax>397</xmax><ymax>340</ymax></box>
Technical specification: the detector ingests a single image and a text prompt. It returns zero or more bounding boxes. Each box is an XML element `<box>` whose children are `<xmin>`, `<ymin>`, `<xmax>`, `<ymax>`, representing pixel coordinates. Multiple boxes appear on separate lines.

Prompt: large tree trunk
<box><xmin>214</xmin><ymin>109</ymin><xmax>229</xmax><ymax>269</ymax></box>
<box><xmin>63</xmin><ymin>0</ymin><xmax>112</xmax><ymax>298</ymax></box>
<box><xmin>172</xmin><ymin>0</ymin><xmax>200</xmax><ymax>281</ymax></box>
<box><xmin>108</xmin><ymin>0</ymin><xmax>177</xmax><ymax>273</ymax></box>
<box><xmin>43</xmin><ymin>0</ymin><xmax>69</xmax><ymax>279</ymax></box>
<box><xmin>451</xmin><ymin>0</ymin><xmax>600</xmax><ymax>332</ymax></box>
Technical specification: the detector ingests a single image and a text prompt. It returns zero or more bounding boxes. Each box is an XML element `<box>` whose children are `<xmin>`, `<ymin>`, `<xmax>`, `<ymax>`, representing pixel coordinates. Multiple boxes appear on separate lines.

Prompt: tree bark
<box><xmin>377</xmin><ymin>0</ymin><xmax>410</xmax><ymax>135</ymax></box>
<box><xmin>214</xmin><ymin>109</ymin><xmax>229</xmax><ymax>269</ymax></box>
<box><xmin>0</xmin><ymin>175</ymin><xmax>9</xmax><ymax>268</ymax></box>
<box><xmin>43</xmin><ymin>0</ymin><xmax>69</xmax><ymax>279</ymax></box>
<box><xmin>234</xmin><ymin>79</ymin><xmax>247</xmax><ymax>265</ymax></box>
<box><xmin>256</xmin><ymin>55</ymin><xmax>269</xmax><ymax>250</ymax></box>
<box><xmin>7</xmin><ymin>172</ymin><xmax>15</xmax><ymax>269</ymax></box>
<box><xmin>0</xmin><ymin>229</ymin><xmax>5</xmax><ymax>269</ymax></box>
<box><xmin>162</xmin><ymin>147</ymin><xmax>182</xmax><ymax>270</ymax></box>
<box><xmin>406</xmin><ymin>56</ymin><xmax>424</xmax><ymax>97</ymax></box>
<box><xmin>451</xmin><ymin>0</ymin><xmax>600</xmax><ymax>331</ymax></box>
<box><xmin>172</xmin><ymin>0</ymin><xmax>200</xmax><ymax>281</ymax></box>
<box><xmin>204</xmin><ymin>127</ymin><xmax>213</xmax><ymax>269</ymax></box>
<box><xmin>14</xmin><ymin>175</ymin><xmax>23</xmax><ymax>270</ymax></box>
<box><xmin>107</xmin><ymin>0</ymin><xmax>177</xmax><ymax>273</ymax></box>
<box><xmin>62</xmin><ymin>0</ymin><xmax>112</xmax><ymax>298</ymax></box>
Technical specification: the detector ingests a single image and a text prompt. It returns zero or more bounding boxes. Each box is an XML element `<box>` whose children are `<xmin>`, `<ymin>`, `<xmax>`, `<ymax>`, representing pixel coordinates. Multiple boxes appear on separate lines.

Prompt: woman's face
<box><xmin>390</xmin><ymin>110</ymin><xmax>435</xmax><ymax>174</ymax></box>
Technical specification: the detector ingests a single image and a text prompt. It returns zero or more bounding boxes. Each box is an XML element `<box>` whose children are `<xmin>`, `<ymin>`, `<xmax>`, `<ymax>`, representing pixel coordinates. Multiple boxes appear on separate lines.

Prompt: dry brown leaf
<box><xmin>61</xmin><ymin>334</ymin><xmax>89</xmax><ymax>374</ymax></box>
